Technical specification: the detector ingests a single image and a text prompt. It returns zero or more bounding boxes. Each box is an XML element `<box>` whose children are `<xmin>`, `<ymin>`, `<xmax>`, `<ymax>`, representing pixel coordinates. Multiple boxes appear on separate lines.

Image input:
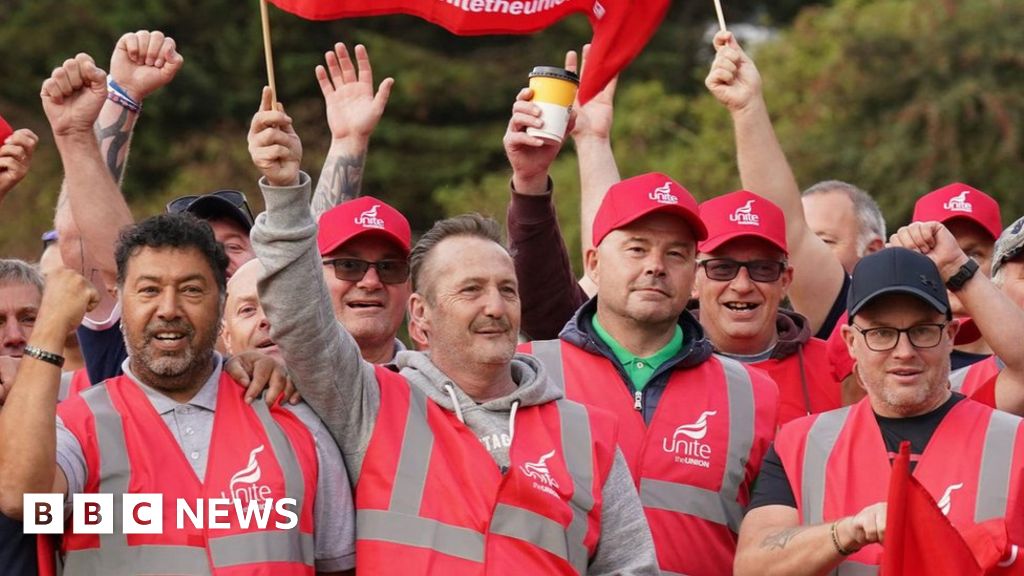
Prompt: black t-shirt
<box><xmin>0</xmin><ymin>513</ymin><xmax>37</xmax><ymax>576</ymax></box>
<box><xmin>814</xmin><ymin>273</ymin><xmax>852</xmax><ymax>341</ymax></box>
<box><xmin>76</xmin><ymin>320</ymin><xmax>128</xmax><ymax>384</ymax></box>
<box><xmin>748</xmin><ymin>393</ymin><xmax>966</xmax><ymax>510</ymax></box>
<box><xmin>950</xmin><ymin>349</ymin><xmax>992</xmax><ymax>371</ymax></box>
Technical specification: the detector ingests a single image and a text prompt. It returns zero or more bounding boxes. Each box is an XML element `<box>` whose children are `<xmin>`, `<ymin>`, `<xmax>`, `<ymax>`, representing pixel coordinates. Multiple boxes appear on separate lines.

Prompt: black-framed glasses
<box><xmin>322</xmin><ymin>258</ymin><xmax>410</xmax><ymax>284</ymax></box>
<box><xmin>697</xmin><ymin>258</ymin><xmax>786</xmax><ymax>282</ymax></box>
<box><xmin>166</xmin><ymin>189</ymin><xmax>254</xmax><ymax>221</ymax></box>
<box><xmin>851</xmin><ymin>323</ymin><xmax>948</xmax><ymax>352</ymax></box>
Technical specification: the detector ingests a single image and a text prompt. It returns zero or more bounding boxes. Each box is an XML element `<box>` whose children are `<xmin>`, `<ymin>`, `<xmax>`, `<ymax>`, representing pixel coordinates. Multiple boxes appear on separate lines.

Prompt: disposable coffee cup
<box><xmin>527</xmin><ymin>66</ymin><xmax>580</xmax><ymax>143</ymax></box>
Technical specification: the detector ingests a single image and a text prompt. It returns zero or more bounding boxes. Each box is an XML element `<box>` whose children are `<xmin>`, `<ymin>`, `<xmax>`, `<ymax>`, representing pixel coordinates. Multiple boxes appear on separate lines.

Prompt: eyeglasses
<box><xmin>851</xmin><ymin>323</ymin><xmax>948</xmax><ymax>352</ymax></box>
<box><xmin>697</xmin><ymin>258</ymin><xmax>786</xmax><ymax>282</ymax></box>
<box><xmin>166</xmin><ymin>190</ymin><xmax>254</xmax><ymax>222</ymax></box>
<box><xmin>322</xmin><ymin>258</ymin><xmax>410</xmax><ymax>284</ymax></box>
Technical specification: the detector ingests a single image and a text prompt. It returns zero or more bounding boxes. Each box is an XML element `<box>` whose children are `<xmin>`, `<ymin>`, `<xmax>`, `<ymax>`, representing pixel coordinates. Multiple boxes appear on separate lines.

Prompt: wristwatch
<box><xmin>945</xmin><ymin>258</ymin><xmax>979</xmax><ymax>292</ymax></box>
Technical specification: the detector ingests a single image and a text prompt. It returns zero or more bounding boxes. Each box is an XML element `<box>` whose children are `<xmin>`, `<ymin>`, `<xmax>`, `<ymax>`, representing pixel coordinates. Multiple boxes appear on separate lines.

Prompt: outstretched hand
<box><xmin>109</xmin><ymin>30</ymin><xmax>184</xmax><ymax>101</ymax></box>
<box><xmin>317</xmin><ymin>43</ymin><xmax>393</xmax><ymax>144</ymax></box>
<box><xmin>705</xmin><ymin>30</ymin><xmax>763</xmax><ymax>113</ymax></box>
<box><xmin>248</xmin><ymin>86</ymin><xmax>303</xmax><ymax>188</ymax></box>
<box><xmin>40</xmin><ymin>54</ymin><xmax>108</xmax><ymax>138</ymax></box>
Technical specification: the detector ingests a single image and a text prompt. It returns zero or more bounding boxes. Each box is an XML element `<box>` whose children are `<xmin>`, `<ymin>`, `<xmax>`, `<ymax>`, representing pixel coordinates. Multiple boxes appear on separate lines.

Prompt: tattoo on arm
<box><xmin>759</xmin><ymin>527</ymin><xmax>808</xmax><ymax>550</ymax></box>
<box><xmin>311</xmin><ymin>152</ymin><xmax>366</xmax><ymax>217</ymax></box>
<box><xmin>96</xmin><ymin>108</ymin><xmax>132</xmax><ymax>183</ymax></box>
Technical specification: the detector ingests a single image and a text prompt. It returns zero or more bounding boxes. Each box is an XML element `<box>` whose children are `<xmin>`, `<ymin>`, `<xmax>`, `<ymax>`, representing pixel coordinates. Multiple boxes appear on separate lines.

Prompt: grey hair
<box><xmin>0</xmin><ymin>259</ymin><xmax>45</xmax><ymax>293</ymax></box>
<box><xmin>803</xmin><ymin>180</ymin><xmax>886</xmax><ymax>254</ymax></box>
<box><xmin>410</xmin><ymin>213</ymin><xmax>506</xmax><ymax>300</ymax></box>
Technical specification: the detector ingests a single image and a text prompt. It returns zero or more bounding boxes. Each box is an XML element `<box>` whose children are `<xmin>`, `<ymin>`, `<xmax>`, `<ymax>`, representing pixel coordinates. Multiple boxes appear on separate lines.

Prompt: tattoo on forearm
<box><xmin>760</xmin><ymin>527</ymin><xmax>807</xmax><ymax>550</ymax></box>
<box><xmin>96</xmin><ymin>108</ymin><xmax>132</xmax><ymax>182</ymax></box>
<box><xmin>311</xmin><ymin>152</ymin><xmax>366</xmax><ymax>216</ymax></box>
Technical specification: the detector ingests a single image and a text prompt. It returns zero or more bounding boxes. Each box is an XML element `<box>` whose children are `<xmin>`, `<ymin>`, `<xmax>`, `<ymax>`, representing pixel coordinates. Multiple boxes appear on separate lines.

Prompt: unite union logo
<box><xmin>355</xmin><ymin>204</ymin><xmax>386</xmax><ymax>229</ymax></box>
<box><xmin>729</xmin><ymin>200</ymin><xmax>760</xmax><ymax>226</ymax></box>
<box><xmin>648</xmin><ymin>182</ymin><xmax>678</xmax><ymax>205</ymax></box>
<box><xmin>943</xmin><ymin>191</ymin><xmax>973</xmax><ymax>213</ymax></box>
<box><xmin>937</xmin><ymin>482</ymin><xmax>963</xmax><ymax>516</ymax></box>
<box><xmin>520</xmin><ymin>449</ymin><xmax>561</xmax><ymax>497</ymax></box>
<box><xmin>222</xmin><ymin>445</ymin><xmax>272</xmax><ymax>504</ymax></box>
<box><xmin>663</xmin><ymin>411</ymin><xmax>716</xmax><ymax>469</ymax></box>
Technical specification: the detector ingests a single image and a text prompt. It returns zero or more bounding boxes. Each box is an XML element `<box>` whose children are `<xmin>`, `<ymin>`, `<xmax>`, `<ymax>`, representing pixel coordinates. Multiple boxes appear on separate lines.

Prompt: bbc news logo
<box><xmin>23</xmin><ymin>493</ymin><xmax>298</xmax><ymax>534</ymax></box>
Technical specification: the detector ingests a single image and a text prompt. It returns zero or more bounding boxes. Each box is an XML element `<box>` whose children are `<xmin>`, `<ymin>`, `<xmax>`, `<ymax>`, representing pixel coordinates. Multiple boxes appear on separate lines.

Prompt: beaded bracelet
<box><xmin>24</xmin><ymin>345</ymin><xmax>65</xmax><ymax>368</ymax></box>
<box><xmin>830</xmin><ymin>520</ymin><xmax>853</xmax><ymax>556</ymax></box>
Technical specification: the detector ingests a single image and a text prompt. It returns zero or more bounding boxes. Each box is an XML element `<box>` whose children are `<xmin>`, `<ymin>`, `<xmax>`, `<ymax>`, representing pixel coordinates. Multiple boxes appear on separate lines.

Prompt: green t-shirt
<box><xmin>591</xmin><ymin>315</ymin><xmax>684</xmax><ymax>391</ymax></box>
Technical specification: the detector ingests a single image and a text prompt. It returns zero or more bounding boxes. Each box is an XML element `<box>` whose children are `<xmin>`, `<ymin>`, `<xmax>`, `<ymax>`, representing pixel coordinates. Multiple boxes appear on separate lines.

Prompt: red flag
<box><xmin>882</xmin><ymin>441</ymin><xmax>1010</xmax><ymax>575</ymax></box>
<box><xmin>265</xmin><ymin>0</ymin><xmax>668</xmax><ymax>103</ymax></box>
<box><xmin>0</xmin><ymin>113</ymin><xmax>13</xmax><ymax>143</ymax></box>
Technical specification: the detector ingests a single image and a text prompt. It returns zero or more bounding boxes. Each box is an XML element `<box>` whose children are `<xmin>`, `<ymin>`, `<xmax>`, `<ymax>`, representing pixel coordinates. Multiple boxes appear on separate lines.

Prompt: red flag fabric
<box><xmin>882</xmin><ymin>441</ymin><xmax>1009</xmax><ymax>575</ymax></box>
<box><xmin>0</xmin><ymin>113</ymin><xmax>13</xmax><ymax>143</ymax></box>
<box><xmin>266</xmin><ymin>0</ymin><xmax>668</xmax><ymax>103</ymax></box>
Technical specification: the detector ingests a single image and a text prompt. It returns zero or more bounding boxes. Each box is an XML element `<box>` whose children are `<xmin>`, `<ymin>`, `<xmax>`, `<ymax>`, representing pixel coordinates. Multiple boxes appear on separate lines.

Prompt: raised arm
<box><xmin>54</xmin><ymin>32</ymin><xmax>182</xmax><ymax>323</ymax></box>
<box><xmin>0</xmin><ymin>128</ymin><xmax>39</xmax><ymax>205</ymax></box>
<box><xmin>706</xmin><ymin>31</ymin><xmax>845</xmax><ymax>335</ymax></box>
<box><xmin>310</xmin><ymin>43</ymin><xmax>393</xmax><ymax>219</ymax></box>
<box><xmin>736</xmin><ymin>503</ymin><xmax>886</xmax><ymax>576</ymax></box>
<box><xmin>0</xmin><ymin>268</ymin><xmax>97</xmax><ymax>517</ymax></box>
<box><xmin>570</xmin><ymin>45</ymin><xmax>620</xmax><ymax>294</ymax></box>
<box><xmin>890</xmin><ymin>221</ymin><xmax>1024</xmax><ymax>416</ymax></box>
<box><xmin>503</xmin><ymin>79</ymin><xmax>585</xmax><ymax>340</ymax></box>
<box><xmin>248</xmin><ymin>87</ymin><xmax>380</xmax><ymax>476</ymax></box>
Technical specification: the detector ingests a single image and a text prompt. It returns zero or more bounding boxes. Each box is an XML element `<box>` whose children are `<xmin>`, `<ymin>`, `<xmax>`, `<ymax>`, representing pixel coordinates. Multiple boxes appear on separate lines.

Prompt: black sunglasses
<box><xmin>166</xmin><ymin>189</ymin><xmax>254</xmax><ymax>221</ymax></box>
<box><xmin>697</xmin><ymin>258</ymin><xmax>787</xmax><ymax>282</ymax></box>
<box><xmin>322</xmin><ymin>258</ymin><xmax>410</xmax><ymax>284</ymax></box>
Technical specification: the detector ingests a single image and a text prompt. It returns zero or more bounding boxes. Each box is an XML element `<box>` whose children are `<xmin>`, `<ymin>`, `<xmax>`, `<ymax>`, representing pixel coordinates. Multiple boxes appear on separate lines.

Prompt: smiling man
<box><xmin>736</xmin><ymin>247</ymin><xmax>1024</xmax><ymax>575</ymax></box>
<box><xmin>696</xmin><ymin>191</ymin><xmax>841</xmax><ymax>424</ymax></box>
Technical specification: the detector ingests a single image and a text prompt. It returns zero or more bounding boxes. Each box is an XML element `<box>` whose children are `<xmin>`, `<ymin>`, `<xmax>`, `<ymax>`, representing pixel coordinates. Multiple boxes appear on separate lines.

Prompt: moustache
<box><xmin>144</xmin><ymin>321</ymin><xmax>195</xmax><ymax>340</ymax></box>
<box><xmin>470</xmin><ymin>317</ymin><xmax>512</xmax><ymax>333</ymax></box>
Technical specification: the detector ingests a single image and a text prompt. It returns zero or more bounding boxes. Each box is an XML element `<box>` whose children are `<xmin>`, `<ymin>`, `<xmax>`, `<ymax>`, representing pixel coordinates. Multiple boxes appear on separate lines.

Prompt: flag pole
<box><xmin>713</xmin><ymin>0</ymin><xmax>727</xmax><ymax>31</ymax></box>
<box><xmin>259</xmin><ymin>0</ymin><xmax>279</xmax><ymax>106</ymax></box>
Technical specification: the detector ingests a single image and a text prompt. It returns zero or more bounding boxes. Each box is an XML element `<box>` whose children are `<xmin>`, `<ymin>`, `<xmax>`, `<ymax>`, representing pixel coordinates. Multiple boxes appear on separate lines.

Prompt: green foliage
<box><xmin>1</xmin><ymin>0</ymin><xmax>1019</xmax><ymax>267</ymax></box>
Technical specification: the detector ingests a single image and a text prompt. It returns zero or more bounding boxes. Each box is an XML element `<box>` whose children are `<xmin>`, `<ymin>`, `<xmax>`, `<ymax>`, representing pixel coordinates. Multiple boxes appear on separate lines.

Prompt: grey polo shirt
<box><xmin>56</xmin><ymin>354</ymin><xmax>355</xmax><ymax>572</ymax></box>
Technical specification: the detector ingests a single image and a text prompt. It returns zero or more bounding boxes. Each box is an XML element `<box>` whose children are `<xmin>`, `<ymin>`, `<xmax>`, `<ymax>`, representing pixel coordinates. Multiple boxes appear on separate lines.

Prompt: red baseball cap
<box><xmin>912</xmin><ymin>183</ymin><xmax>1002</xmax><ymax>241</ymax></box>
<box><xmin>698</xmin><ymin>190</ymin><xmax>788</xmax><ymax>255</ymax></box>
<box><xmin>591</xmin><ymin>173</ymin><xmax>707</xmax><ymax>247</ymax></box>
<box><xmin>317</xmin><ymin>196</ymin><xmax>412</xmax><ymax>256</ymax></box>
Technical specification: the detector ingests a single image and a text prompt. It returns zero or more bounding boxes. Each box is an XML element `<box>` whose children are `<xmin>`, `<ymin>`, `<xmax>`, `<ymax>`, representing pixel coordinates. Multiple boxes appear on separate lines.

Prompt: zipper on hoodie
<box><xmin>633</xmin><ymin>390</ymin><xmax>643</xmax><ymax>411</ymax></box>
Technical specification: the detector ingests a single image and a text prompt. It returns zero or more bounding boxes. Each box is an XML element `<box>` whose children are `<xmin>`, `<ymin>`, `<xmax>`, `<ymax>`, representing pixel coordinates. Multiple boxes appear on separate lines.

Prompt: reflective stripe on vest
<box><xmin>800</xmin><ymin>404</ymin><xmax>1018</xmax><ymax>574</ymax></box>
<box><xmin>64</xmin><ymin>386</ymin><xmax>310</xmax><ymax>575</ymax></box>
<box><xmin>532</xmin><ymin>340</ymin><xmax>754</xmax><ymax>533</ymax></box>
<box><xmin>949</xmin><ymin>367</ymin><xmax>969</xmax><ymax>393</ymax></box>
<box><xmin>357</xmin><ymin>383</ymin><xmax>595</xmax><ymax>573</ymax></box>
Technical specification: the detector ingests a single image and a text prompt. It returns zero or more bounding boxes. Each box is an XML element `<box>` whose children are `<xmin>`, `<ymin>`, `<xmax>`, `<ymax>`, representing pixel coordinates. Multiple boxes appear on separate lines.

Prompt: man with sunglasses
<box><xmin>695</xmin><ymin>190</ymin><xmax>841</xmax><ymax>425</ymax></box>
<box><xmin>166</xmin><ymin>189</ymin><xmax>257</xmax><ymax>278</ymax></box>
<box><xmin>316</xmin><ymin>196</ymin><xmax>411</xmax><ymax>363</ymax></box>
<box><xmin>736</xmin><ymin>247</ymin><xmax>1024</xmax><ymax>574</ymax></box>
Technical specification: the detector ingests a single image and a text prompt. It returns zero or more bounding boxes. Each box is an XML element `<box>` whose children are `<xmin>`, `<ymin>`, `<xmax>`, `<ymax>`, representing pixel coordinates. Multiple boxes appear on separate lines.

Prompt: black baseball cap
<box><xmin>847</xmin><ymin>247</ymin><xmax>951</xmax><ymax>321</ymax></box>
<box><xmin>166</xmin><ymin>190</ymin><xmax>254</xmax><ymax>233</ymax></box>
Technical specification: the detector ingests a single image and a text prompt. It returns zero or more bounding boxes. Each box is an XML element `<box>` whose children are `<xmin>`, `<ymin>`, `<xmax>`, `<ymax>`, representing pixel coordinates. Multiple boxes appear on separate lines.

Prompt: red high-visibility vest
<box><xmin>57</xmin><ymin>368</ymin><xmax>91</xmax><ymax>402</ymax></box>
<box><xmin>752</xmin><ymin>336</ymin><xmax>842</xmax><ymax>424</ymax></box>
<box><xmin>54</xmin><ymin>372</ymin><xmax>318</xmax><ymax>576</ymax></box>
<box><xmin>950</xmin><ymin>355</ymin><xmax>1004</xmax><ymax>397</ymax></box>
<box><xmin>522</xmin><ymin>340</ymin><xmax>779</xmax><ymax>576</ymax></box>
<box><xmin>775</xmin><ymin>397</ymin><xmax>1024</xmax><ymax>574</ymax></box>
<box><xmin>356</xmin><ymin>365</ymin><xmax>618</xmax><ymax>575</ymax></box>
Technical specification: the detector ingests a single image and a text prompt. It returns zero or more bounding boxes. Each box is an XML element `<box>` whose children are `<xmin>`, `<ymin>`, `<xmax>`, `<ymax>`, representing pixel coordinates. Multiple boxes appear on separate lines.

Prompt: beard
<box><xmin>125</xmin><ymin>319</ymin><xmax>219</xmax><ymax>392</ymax></box>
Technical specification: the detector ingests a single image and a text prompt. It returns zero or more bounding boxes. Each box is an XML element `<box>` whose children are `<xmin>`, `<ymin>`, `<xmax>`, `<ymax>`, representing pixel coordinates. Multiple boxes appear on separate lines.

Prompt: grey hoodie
<box><xmin>250</xmin><ymin>172</ymin><xmax>659</xmax><ymax>575</ymax></box>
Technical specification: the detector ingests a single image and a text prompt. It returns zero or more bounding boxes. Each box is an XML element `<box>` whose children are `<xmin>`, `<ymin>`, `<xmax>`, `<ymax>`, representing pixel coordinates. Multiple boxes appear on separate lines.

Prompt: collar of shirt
<box><xmin>119</xmin><ymin>353</ymin><xmax>224</xmax><ymax>415</ymax></box>
<box><xmin>591</xmin><ymin>315</ymin><xmax>684</xmax><ymax>391</ymax></box>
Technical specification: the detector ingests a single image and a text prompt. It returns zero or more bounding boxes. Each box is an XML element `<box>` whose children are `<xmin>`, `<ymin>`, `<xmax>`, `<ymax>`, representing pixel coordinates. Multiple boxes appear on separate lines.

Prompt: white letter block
<box><xmin>123</xmin><ymin>494</ymin><xmax>163</xmax><ymax>534</ymax></box>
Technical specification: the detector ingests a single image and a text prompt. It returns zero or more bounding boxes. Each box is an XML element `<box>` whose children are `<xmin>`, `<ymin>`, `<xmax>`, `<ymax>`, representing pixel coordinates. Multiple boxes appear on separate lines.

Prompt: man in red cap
<box><xmin>514</xmin><ymin>168</ymin><xmax>779</xmax><ymax>575</ymax></box>
<box><xmin>912</xmin><ymin>183</ymin><xmax>1003</xmax><ymax>368</ymax></box>
<box><xmin>695</xmin><ymin>190</ymin><xmax>842</xmax><ymax>424</ymax></box>
<box><xmin>314</xmin><ymin>196</ymin><xmax>412</xmax><ymax>363</ymax></box>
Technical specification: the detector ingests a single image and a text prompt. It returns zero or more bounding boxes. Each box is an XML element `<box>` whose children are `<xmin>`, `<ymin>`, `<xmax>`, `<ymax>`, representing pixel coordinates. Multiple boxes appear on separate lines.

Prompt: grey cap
<box><xmin>992</xmin><ymin>216</ymin><xmax>1024</xmax><ymax>277</ymax></box>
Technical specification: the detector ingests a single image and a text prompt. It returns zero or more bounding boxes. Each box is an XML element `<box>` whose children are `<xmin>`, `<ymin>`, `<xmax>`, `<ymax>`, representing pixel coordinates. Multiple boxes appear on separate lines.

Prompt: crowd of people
<box><xmin>0</xmin><ymin>27</ymin><xmax>1021</xmax><ymax>576</ymax></box>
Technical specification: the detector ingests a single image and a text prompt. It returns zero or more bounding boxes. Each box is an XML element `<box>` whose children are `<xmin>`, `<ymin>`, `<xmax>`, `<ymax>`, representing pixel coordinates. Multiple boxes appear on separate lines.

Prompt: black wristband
<box><xmin>946</xmin><ymin>258</ymin><xmax>979</xmax><ymax>292</ymax></box>
<box><xmin>23</xmin><ymin>345</ymin><xmax>65</xmax><ymax>368</ymax></box>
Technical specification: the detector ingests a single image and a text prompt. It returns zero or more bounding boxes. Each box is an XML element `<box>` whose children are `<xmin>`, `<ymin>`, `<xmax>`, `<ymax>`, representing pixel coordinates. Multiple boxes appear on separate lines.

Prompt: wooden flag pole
<box><xmin>713</xmin><ymin>0</ymin><xmax>727</xmax><ymax>31</ymax></box>
<box><xmin>259</xmin><ymin>0</ymin><xmax>279</xmax><ymax>106</ymax></box>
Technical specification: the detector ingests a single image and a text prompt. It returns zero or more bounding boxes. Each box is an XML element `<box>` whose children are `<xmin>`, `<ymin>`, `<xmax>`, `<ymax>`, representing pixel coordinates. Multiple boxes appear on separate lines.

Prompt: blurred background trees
<box><xmin>1</xmin><ymin>0</ymin><xmax>1021</xmax><ymax>273</ymax></box>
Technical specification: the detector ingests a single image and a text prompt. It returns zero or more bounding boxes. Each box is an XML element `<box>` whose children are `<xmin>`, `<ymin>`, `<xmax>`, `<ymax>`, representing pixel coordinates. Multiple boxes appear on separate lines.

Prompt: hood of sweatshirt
<box><xmin>689</xmin><ymin>305</ymin><xmax>812</xmax><ymax>360</ymax></box>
